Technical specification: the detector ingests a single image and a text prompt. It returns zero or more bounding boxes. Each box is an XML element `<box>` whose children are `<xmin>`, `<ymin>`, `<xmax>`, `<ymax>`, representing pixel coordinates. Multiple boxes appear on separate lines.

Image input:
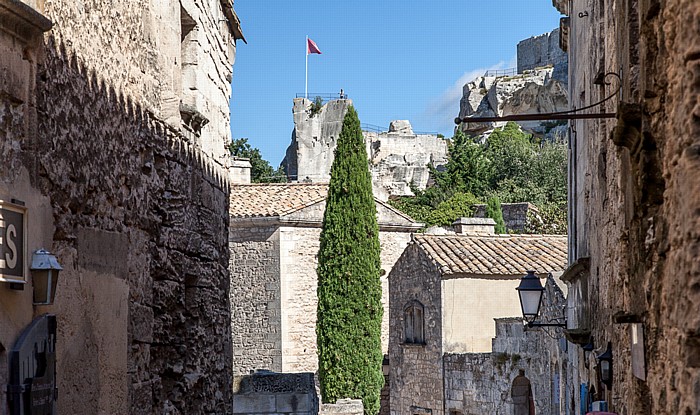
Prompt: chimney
<box><xmin>452</xmin><ymin>217</ymin><xmax>496</xmax><ymax>235</ymax></box>
<box><xmin>229</xmin><ymin>156</ymin><xmax>252</xmax><ymax>184</ymax></box>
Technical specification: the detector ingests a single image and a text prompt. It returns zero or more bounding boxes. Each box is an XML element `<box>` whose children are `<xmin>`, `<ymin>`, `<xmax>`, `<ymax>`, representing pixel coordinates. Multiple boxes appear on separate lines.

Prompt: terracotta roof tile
<box><xmin>413</xmin><ymin>234</ymin><xmax>567</xmax><ymax>277</ymax></box>
<box><xmin>230</xmin><ymin>183</ymin><xmax>329</xmax><ymax>217</ymax></box>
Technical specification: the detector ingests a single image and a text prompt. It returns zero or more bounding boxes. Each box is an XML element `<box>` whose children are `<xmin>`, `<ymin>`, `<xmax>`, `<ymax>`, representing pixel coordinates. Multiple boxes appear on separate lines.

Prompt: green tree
<box><xmin>316</xmin><ymin>106</ymin><xmax>384</xmax><ymax>415</ymax></box>
<box><xmin>486</xmin><ymin>196</ymin><xmax>506</xmax><ymax>234</ymax></box>
<box><xmin>440</xmin><ymin>129</ymin><xmax>491</xmax><ymax>196</ymax></box>
<box><xmin>228</xmin><ymin>138</ymin><xmax>286</xmax><ymax>183</ymax></box>
<box><xmin>388</xmin><ymin>122</ymin><xmax>569</xmax><ymax>233</ymax></box>
<box><xmin>484</xmin><ymin>122</ymin><xmax>536</xmax><ymax>192</ymax></box>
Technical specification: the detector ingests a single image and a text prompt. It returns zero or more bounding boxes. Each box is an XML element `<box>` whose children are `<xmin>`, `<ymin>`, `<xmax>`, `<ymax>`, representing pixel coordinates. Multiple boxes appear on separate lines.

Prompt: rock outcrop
<box><xmin>283</xmin><ymin>99</ymin><xmax>448</xmax><ymax>200</ymax></box>
<box><xmin>458</xmin><ymin>29</ymin><xmax>569</xmax><ymax>141</ymax></box>
<box><xmin>458</xmin><ymin>67</ymin><xmax>569</xmax><ymax>140</ymax></box>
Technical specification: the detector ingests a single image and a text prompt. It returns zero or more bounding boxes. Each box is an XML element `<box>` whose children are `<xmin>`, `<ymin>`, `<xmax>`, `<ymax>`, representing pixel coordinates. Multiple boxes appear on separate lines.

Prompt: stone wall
<box><xmin>0</xmin><ymin>0</ymin><xmax>237</xmax><ymax>413</ymax></box>
<box><xmin>229</xmin><ymin>225</ymin><xmax>282</xmax><ymax>375</ymax></box>
<box><xmin>563</xmin><ymin>0</ymin><xmax>700</xmax><ymax>413</ymax></box>
<box><xmin>472</xmin><ymin>202</ymin><xmax>537</xmax><ymax>233</ymax></box>
<box><xmin>443</xmin><ymin>278</ymin><xmax>569</xmax><ymax>415</ymax></box>
<box><xmin>319</xmin><ymin>398</ymin><xmax>364</xmax><ymax>415</ymax></box>
<box><xmin>388</xmin><ymin>245</ymin><xmax>444</xmax><ymax>415</ymax></box>
<box><xmin>230</xmin><ymin>220</ymin><xmax>413</xmax><ymax>376</ymax></box>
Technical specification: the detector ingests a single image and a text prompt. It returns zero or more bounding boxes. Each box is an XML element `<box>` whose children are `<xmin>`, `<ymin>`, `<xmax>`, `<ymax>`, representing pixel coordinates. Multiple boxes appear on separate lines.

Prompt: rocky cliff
<box><xmin>458</xmin><ymin>67</ymin><xmax>569</xmax><ymax>140</ymax></box>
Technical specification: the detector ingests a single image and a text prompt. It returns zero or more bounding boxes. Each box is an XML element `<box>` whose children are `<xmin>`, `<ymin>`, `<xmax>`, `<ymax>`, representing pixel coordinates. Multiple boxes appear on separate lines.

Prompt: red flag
<box><xmin>307</xmin><ymin>38</ymin><xmax>322</xmax><ymax>55</ymax></box>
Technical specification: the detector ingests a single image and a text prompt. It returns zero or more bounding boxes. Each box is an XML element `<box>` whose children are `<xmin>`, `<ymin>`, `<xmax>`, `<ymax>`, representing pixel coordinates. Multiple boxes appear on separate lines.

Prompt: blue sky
<box><xmin>230</xmin><ymin>1</ymin><xmax>563</xmax><ymax>166</ymax></box>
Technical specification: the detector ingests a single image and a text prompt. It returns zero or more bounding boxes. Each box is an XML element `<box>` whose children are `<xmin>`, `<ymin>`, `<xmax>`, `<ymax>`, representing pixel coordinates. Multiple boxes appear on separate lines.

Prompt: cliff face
<box><xmin>283</xmin><ymin>99</ymin><xmax>448</xmax><ymax>200</ymax></box>
<box><xmin>458</xmin><ymin>67</ymin><xmax>569</xmax><ymax>140</ymax></box>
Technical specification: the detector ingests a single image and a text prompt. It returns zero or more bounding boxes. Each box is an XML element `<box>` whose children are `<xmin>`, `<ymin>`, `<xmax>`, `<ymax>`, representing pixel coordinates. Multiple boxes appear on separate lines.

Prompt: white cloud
<box><xmin>423</xmin><ymin>57</ymin><xmax>516</xmax><ymax>132</ymax></box>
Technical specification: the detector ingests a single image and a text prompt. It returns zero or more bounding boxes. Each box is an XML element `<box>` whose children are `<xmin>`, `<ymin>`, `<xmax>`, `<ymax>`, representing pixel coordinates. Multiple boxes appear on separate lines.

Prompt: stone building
<box><xmin>0</xmin><ymin>0</ymin><xmax>243</xmax><ymax>413</ymax></box>
<box><xmin>282</xmin><ymin>98</ymin><xmax>448</xmax><ymax>200</ymax></box>
<box><xmin>552</xmin><ymin>0</ymin><xmax>700</xmax><ymax>413</ymax></box>
<box><xmin>387</xmin><ymin>220</ymin><xmax>567</xmax><ymax>415</ymax></box>
<box><xmin>229</xmin><ymin>181</ymin><xmax>422</xmax><ymax>376</ymax></box>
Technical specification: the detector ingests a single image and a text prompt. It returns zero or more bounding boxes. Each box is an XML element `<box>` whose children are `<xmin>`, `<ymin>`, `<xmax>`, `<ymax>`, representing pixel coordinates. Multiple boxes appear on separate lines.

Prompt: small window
<box><xmin>404</xmin><ymin>301</ymin><xmax>425</xmax><ymax>344</ymax></box>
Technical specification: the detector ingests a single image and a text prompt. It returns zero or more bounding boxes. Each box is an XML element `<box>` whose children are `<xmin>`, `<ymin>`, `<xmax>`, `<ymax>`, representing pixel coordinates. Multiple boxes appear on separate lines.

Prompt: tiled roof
<box><xmin>230</xmin><ymin>183</ymin><xmax>329</xmax><ymax>217</ymax></box>
<box><xmin>413</xmin><ymin>234</ymin><xmax>567</xmax><ymax>277</ymax></box>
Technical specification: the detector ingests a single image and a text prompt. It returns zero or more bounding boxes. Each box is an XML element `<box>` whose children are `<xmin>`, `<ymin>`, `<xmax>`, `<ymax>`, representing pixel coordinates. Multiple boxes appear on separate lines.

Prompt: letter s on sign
<box><xmin>5</xmin><ymin>224</ymin><xmax>17</xmax><ymax>269</ymax></box>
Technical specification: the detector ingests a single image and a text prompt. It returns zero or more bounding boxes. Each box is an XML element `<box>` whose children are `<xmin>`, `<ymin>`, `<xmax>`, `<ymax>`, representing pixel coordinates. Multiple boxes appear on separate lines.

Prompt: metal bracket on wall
<box><xmin>454</xmin><ymin>72</ymin><xmax>622</xmax><ymax>124</ymax></box>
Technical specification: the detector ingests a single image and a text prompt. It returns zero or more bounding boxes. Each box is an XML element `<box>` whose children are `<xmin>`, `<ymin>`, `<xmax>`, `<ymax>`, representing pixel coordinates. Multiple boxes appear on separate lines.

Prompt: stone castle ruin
<box><xmin>282</xmin><ymin>98</ymin><xmax>448</xmax><ymax>200</ymax></box>
<box><xmin>283</xmin><ymin>29</ymin><xmax>568</xmax><ymax>203</ymax></box>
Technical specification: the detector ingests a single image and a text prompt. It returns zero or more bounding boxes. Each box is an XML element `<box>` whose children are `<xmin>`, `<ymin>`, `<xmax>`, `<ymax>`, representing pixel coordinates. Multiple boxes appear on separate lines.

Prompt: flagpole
<box><xmin>305</xmin><ymin>36</ymin><xmax>308</xmax><ymax>99</ymax></box>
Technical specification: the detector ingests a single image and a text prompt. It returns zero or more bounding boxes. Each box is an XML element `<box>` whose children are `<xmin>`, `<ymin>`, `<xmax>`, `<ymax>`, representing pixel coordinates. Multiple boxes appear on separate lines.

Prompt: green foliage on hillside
<box><xmin>228</xmin><ymin>138</ymin><xmax>286</xmax><ymax>183</ymax></box>
<box><xmin>316</xmin><ymin>106</ymin><xmax>384</xmax><ymax>415</ymax></box>
<box><xmin>388</xmin><ymin>122</ymin><xmax>568</xmax><ymax>233</ymax></box>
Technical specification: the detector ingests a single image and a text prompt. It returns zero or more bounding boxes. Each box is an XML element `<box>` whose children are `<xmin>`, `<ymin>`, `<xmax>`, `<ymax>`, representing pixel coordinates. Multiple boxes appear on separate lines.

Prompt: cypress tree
<box><xmin>486</xmin><ymin>196</ymin><xmax>507</xmax><ymax>234</ymax></box>
<box><xmin>316</xmin><ymin>106</ymin><xmax>384</xmax><ymax>415</ymax></box>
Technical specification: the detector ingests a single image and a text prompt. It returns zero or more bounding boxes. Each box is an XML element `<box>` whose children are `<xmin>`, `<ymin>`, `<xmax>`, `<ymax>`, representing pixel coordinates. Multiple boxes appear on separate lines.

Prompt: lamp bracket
<box><xmin>527</xmin><ymin>321</ymin><xmax>567</xmax><ymax>328</ymax></box>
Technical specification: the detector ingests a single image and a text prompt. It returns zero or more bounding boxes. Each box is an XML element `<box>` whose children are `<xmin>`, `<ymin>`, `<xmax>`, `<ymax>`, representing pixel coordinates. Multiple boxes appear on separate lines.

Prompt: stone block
<box><xmin>233</xmin><ymin>394</ymin><xmax>277</xmax><ymax>413</ymax></box>
<box><xmin>276</xmin><ymin>393</ymin><xmax>313</xmax><ymax>412</ymax></box>
<box><xmin>129</xmin><ymin>302</ymin><xmax>154</xmax><ymax>343</ymax></box>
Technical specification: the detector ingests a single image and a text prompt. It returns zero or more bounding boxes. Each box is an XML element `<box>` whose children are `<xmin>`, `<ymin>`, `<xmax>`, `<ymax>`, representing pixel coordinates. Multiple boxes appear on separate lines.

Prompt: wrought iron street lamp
<box><xmin>30</xmin><ymin>249</ymin><xmax>62</xmax><ymax>305</ymax></box>
<box><xmin>515</xmin><ymin>270</ymin><xmax>566</xmax><ymax>328</ymax></box>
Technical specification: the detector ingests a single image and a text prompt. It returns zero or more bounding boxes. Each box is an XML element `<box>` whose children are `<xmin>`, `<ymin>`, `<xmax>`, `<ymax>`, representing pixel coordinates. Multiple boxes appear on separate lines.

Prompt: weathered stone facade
<box><xmin>443</xmin><ymin>276</ymin><xmax>569</xmax><ymax>415</ymax></box>
<box><xmin>388</xmin><ymin>245</ymin><xmax>445</xmax><ymax>415</ymax></box>
<box><xmin>229</xmin><ymin>184</ymin><xmax>422</xmax><ymax>377</ymax></box>
<box><xmin>557</xmin><ymin>0</ymin><xmax>700</xmax><ymax>413</ymax></box>
<box><xmin>388</xmin><ymin>232</ymin><xmax>567</xmax><ymax>415</ymax></box>
<box><xmin>0</xmin><ymin>0</ymin><xmax>242</xmax><ymax>413</ymax></box>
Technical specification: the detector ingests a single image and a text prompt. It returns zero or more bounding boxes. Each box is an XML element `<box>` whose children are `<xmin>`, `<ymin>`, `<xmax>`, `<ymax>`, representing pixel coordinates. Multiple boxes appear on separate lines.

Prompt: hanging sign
<box><xmin>0</xmin><ymin>200</ymin><xmax>27</xmax><ymax>283</ymax></box>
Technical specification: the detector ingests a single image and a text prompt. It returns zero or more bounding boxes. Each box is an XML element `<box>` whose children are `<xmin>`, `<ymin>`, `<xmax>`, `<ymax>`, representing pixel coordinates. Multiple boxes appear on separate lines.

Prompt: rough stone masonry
<box><xmin>0</xmin><ymin>0</ymin><xmax>243</xmax><ymax>414</ymax></box>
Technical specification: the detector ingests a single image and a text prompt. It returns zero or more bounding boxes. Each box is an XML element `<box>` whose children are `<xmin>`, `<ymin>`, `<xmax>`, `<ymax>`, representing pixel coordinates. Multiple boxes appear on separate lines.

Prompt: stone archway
<box><xmin>511</xmin><ymin>369</ymin><xmax>535</xmax><ymax>415</ymax></box>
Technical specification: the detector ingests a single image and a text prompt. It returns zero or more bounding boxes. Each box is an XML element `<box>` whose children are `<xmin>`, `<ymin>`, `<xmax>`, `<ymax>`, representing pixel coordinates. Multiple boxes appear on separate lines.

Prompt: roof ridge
<box><xmin>232</xmin><ymin>182</ymin><xmax>330</xmax><ymax>187</ymax></box>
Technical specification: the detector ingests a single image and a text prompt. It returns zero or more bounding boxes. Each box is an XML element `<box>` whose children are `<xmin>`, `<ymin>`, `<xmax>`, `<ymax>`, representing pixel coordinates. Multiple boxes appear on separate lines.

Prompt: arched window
<box><xmin>403</xmin><ymin>301</ymin><xmax>425</xmax><ymax>344</ymax></box>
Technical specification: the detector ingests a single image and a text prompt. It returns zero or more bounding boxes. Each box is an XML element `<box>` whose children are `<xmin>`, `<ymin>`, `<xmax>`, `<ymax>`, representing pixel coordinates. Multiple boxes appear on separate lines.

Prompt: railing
<box><xmin>361</xmin><ymin>123</ymin><xmax>386</xmax><ymax>133</ymax></box>
<box><xmin>295</xmin><ymin>93</ymin><xmax>349</xmax><ymax>103</ymax></box>
<box><xmin>360</xmin><ymin>123</ymin><xmax>438</xmax><ymax>135</ymax></box>
<box><xmin>484</xmin><ymin>68</ymin><xmax>517</xmax><ymax>77</ymax></box>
